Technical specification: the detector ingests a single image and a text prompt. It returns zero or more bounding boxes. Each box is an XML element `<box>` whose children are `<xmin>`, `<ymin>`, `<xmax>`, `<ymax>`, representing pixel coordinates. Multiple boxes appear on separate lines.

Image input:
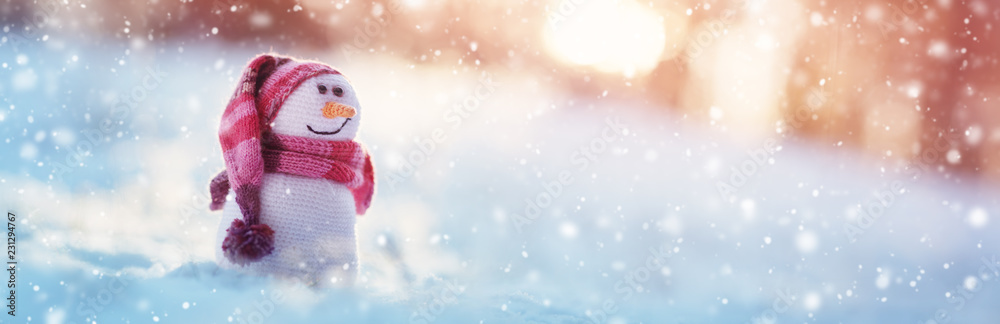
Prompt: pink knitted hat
<box><xmin>217</xmin><ymin>54</ymin><xmax>343</xmax><ymax>265</ymax></box>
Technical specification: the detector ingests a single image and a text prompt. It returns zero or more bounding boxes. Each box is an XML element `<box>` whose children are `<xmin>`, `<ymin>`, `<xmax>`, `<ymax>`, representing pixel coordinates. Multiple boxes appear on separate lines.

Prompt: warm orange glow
<box><xmin>683</xmin><ymin>0</ymin><xmax>806</xmax><ymax>138</ymax></box>
<box><xmin>542</xmin><ymin>0</ymin><xmax>676</xmax><ymax>77</ymax></box>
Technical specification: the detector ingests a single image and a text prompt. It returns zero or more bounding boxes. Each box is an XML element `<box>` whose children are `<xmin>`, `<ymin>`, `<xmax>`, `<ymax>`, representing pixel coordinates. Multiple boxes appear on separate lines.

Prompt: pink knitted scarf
<box><xmin>209</xmin><ymin>132</ymin><xmax>375</xmax><ymax>264</ymax></box>
<box><xmin>210</xmin><ymin>132</ymin><xmax>374</xmax><ymax>213</ymax></box>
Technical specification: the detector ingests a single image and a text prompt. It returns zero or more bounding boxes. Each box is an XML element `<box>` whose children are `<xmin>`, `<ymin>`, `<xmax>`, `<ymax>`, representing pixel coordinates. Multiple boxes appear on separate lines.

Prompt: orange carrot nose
<box><xmin>322</xmin><ymin>102</ymin><xmax>357</xmax><ymax>119</ymax></box>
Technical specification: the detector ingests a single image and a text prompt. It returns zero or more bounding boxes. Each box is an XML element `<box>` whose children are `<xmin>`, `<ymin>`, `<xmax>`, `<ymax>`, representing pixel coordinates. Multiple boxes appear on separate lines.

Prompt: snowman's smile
<box><xmin>306</xmin><ymin>118</ymin><xmax>351</xmax><ymax>135</ymax></box>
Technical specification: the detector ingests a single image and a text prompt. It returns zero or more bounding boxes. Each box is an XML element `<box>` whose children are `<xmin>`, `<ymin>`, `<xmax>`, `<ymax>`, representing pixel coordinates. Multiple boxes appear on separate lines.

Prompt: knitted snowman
<box><xmin>208</xmin><ymin>54</ymin><xmax>375</xmax><ymax>286</ymax></box>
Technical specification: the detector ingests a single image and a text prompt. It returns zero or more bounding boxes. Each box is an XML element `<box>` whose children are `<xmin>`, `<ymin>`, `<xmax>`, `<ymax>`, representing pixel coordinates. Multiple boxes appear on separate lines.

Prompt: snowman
<box><xmin>208</xmin><ymin>54</ymin><xmax>375</xmax><ymax>286</ymax></box>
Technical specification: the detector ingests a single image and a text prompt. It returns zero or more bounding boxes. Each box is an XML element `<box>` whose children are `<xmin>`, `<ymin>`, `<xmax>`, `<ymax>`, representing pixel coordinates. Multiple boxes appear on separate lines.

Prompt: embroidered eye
<box><xmin>317</xmin><ymin>84</ymin><xmax>328</xmax><ymax>94</ymax></box>
<box><xmin>333</xmin><ymin>87</ymin><xmax>344</xmax><ymax>97</ymax></box>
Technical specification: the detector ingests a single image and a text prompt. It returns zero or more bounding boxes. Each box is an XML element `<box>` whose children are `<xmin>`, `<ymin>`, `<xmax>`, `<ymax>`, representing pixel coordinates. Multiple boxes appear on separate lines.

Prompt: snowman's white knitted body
<box><xmin>215</xmin><ymin>174</ymin><xmax>359</xmax><ymax>284</ymax></box>
<box><xmin>215</xmin><ymin>72</ymin><xmax>365</xmax><ymax>286</ymax></box>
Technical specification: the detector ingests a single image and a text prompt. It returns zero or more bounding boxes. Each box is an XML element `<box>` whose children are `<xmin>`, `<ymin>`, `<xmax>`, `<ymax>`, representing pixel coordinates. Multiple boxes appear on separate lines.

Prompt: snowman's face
<box><xmin>270</xmin><ymin>73</ymin><xmax>361</xmax><ymax>141</ymax></box>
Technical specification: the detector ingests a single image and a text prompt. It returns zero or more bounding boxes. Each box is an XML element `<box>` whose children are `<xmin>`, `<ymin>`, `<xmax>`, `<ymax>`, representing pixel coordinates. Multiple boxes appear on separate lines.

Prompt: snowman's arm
<box><xmin>209</xmin><ymin>170</ymin><xmax>230</xmax><ymax>211</ymax></box>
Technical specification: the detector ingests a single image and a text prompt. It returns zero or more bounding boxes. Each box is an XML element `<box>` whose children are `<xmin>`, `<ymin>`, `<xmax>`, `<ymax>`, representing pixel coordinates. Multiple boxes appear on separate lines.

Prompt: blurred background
<box><xmin>2</xmin><ymin>0</ymin><xmax>1000</xmax><ymax>323</ymax></box>
<box><xmin>6</xmin><ymin>0</ymin><xmax>1000</xmax><ymax>178</ymax></box>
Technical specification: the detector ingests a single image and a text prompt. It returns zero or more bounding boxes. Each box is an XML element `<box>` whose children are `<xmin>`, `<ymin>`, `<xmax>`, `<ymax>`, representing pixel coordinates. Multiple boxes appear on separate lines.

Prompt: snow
<box><xmin>794</xmin><ymin>230</ymin><xmax>818</xmax><ymax>254</ymax></box>
<box><xmin>2</xmin><ymin>38</ymin><xmax>1000</xmax><ymax>324</ymax></box>
<box><xmin>12</xmin><ymin>68</ymin><xmax>38</xmax><ymax>91</ymax></box>
<box><xmin>967</xmin><ymin>208</ymin><xmax>989</xmax><ymax>228</ymax></box>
